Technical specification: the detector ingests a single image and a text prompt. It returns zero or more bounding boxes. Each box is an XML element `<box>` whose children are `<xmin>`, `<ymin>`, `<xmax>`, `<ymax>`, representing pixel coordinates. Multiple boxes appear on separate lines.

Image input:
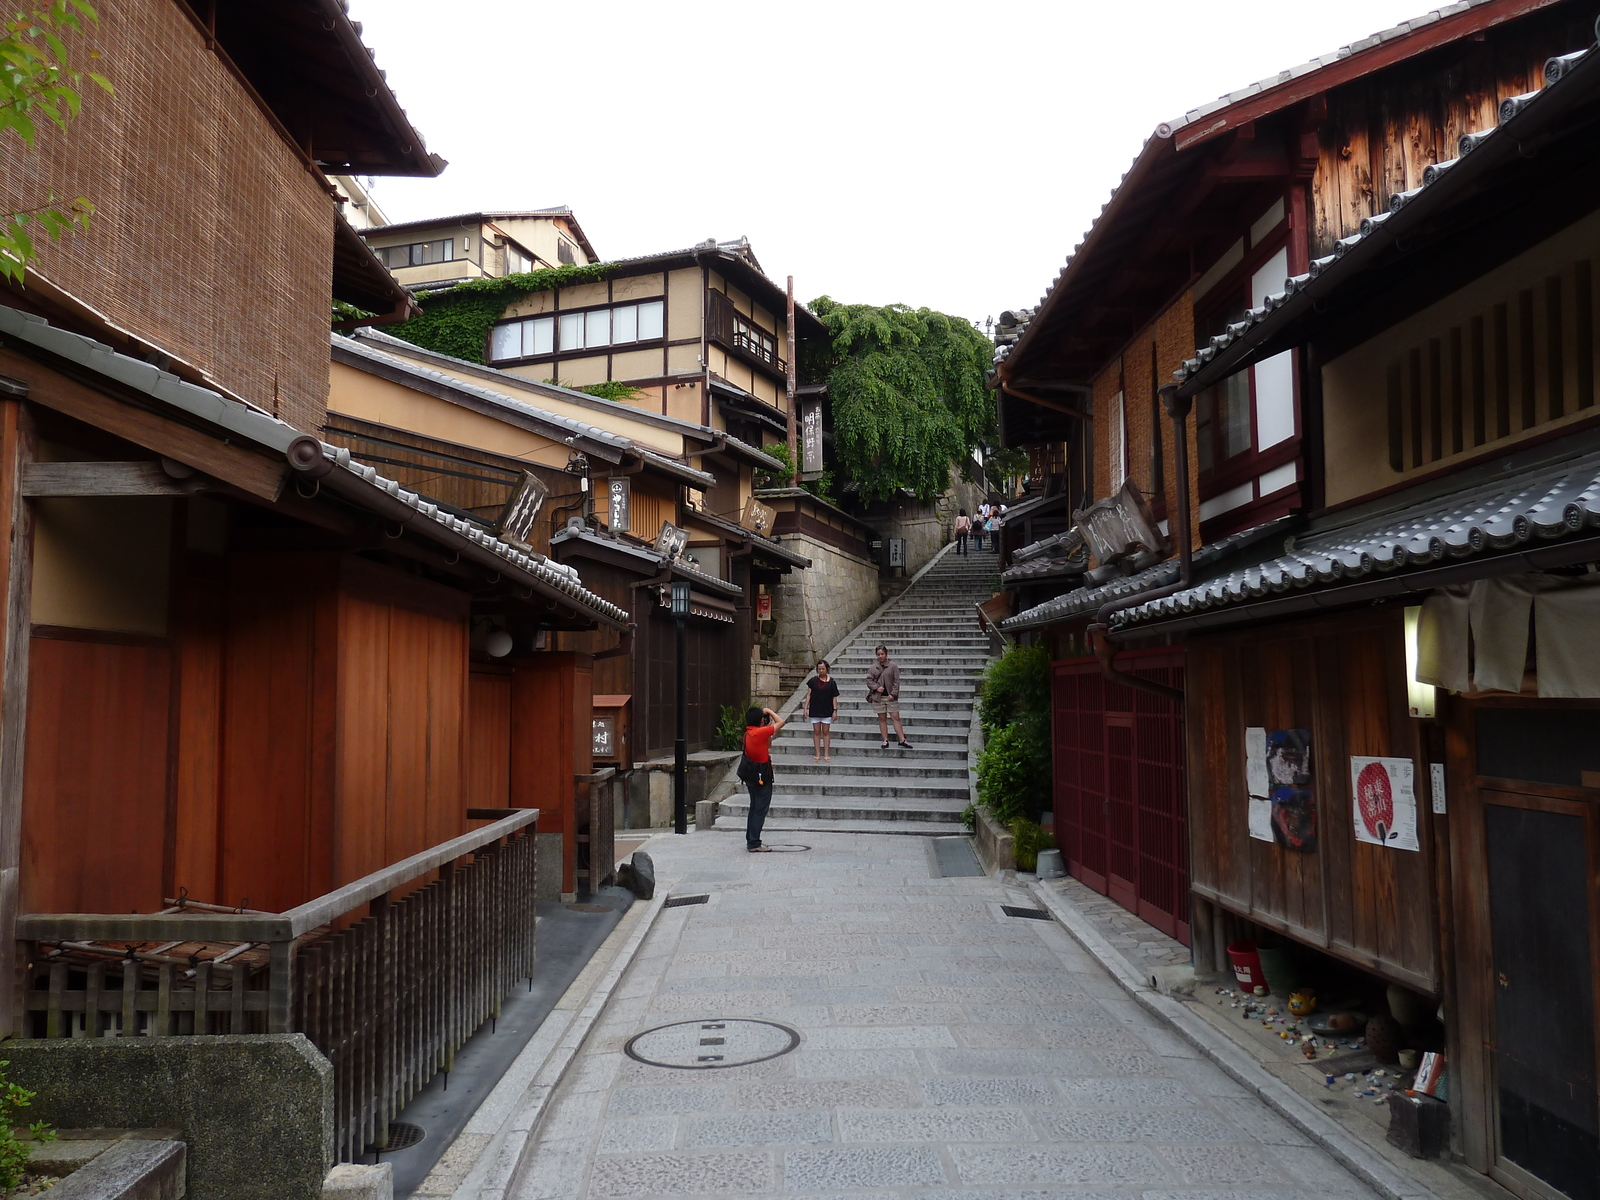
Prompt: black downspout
<box><xmin>1087</xmin><ymin>384</ymin><xmax>1192</xmax><ymax>703</ymax></box>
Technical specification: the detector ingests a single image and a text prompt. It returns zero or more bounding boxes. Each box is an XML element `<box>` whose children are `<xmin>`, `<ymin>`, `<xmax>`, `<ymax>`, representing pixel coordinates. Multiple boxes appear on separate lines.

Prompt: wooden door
<box><xmin>1105</xmin><ymin>712</ymin><xmax>1139</xmax><ymax>914</ymax></box>
<box><xmin>1051</xmin><ymin>650</ymin><xmax>1188</xmax><ymax>943</ymax></box>
<box><xmin>1482</xmin><ymin>790</ymin><xmax>1600</xmax><ymax>1200</ymax></box>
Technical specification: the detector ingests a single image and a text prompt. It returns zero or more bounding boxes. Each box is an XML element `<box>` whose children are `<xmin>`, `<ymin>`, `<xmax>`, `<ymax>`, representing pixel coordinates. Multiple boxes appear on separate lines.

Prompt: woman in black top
<box><xmin>805</xmin><ymin>660</ymin><xmax>841</xmax><ymax>762</ymax></box>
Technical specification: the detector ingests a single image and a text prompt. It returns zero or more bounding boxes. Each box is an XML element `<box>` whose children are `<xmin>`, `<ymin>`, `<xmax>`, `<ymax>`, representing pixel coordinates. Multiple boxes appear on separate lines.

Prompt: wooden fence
<box><xmin>14</xmin><ymin>808</ymin><xmax>539</xmax><ymax>1160</ymax></box>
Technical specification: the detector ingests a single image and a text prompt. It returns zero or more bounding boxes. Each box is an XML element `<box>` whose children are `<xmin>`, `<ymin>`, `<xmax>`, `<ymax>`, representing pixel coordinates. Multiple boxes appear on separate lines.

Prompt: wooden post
<box><xmin>0</xmin><ymin>399</ymin><xmax>33</xmax><ymax>1038</ymax></box>
<box><xmin>786</xmin><ymin>277</ymin><xmax>798</xmax><ymax>485</ymax></box>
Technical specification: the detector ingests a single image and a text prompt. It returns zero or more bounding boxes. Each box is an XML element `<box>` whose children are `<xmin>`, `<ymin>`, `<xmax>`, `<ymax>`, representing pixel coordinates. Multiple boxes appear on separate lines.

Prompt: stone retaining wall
<box><xmin>768</xmin><ymin>532</ymin><xmax>880</xmax><ymax>667</ymax></box>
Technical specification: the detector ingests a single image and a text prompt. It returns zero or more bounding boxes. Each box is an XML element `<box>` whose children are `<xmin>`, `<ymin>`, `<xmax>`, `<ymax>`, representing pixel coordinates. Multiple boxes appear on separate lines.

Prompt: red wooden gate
<box><xmin>1052</xmin><ymin>650</ymin><xmax>1189</xmax><ymax>944</ymax></box>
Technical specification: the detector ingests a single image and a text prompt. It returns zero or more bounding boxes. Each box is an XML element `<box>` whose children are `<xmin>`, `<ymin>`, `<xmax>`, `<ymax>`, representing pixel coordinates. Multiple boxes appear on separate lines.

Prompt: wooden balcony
<box><xmin>14</xmin><ymin>809</ymin><xmax>539</xmax><ymax>1161</ymax></box>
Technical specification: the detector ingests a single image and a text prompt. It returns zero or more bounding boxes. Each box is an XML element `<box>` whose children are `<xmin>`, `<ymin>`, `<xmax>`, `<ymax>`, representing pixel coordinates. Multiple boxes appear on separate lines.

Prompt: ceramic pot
<box><xmin>1386</xmin><ymin>984</ymin><xmax>1426</xmax><ymax>1031</ymax></box>
<box><xmin>1365</xmin><ymin>1013</ymin><xmax>1403</xmax><ymax>1064</ymax></box>
<box><xmin>1256</xmin><ymin>944</ymin><xmax>1299</xmax><ymax>997</ymax></box>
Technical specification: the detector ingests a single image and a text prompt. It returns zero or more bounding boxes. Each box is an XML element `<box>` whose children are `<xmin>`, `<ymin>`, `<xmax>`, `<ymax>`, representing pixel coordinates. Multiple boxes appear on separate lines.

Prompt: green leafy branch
<box><xmin>0</xmin><ymin>1</ymin><xmax>112</xmax><ymax>284</ymax></box>
<box><xmin>381</xmin><ymin>263</ymin><xmax>612</xmax><ymax>363</ymax></box>
<box><xmin>802</xmin><ymin>298</ymin><xmax>995</xmax><ymax>504</ymax></box>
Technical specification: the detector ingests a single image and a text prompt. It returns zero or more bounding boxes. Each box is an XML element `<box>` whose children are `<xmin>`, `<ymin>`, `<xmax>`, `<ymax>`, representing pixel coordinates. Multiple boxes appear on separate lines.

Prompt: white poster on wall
<box><xmin>1349</xmin><ymin>756</ymin><xmax>1420</xmax><ymax>851</ymax></box>
<box><xmin>1246</xmin><ymin>726</ymin><xmax>1272</xmax><ymax>843</ymax></box>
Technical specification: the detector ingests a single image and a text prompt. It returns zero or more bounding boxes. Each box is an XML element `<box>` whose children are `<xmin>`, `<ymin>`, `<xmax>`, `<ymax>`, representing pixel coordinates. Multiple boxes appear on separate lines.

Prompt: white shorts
<box><xmin>810</xmin><ymin>716</ymin><xmax>833</xmax><ymax>725</ymax></box>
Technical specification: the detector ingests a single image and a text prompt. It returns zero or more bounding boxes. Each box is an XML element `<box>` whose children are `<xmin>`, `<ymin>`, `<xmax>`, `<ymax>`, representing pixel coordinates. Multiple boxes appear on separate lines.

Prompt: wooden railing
<box><xmin>14</xmin><ymin>808</ymin><xmax>539</xmax><ymax>1161</ymax></box>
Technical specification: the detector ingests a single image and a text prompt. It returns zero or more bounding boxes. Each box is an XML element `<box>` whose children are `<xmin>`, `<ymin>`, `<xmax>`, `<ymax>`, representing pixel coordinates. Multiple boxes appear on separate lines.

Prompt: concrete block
<box><xmin>695</xmin><ymin>799</ymin><xmax>718</xmax><ymax>830</ymax></box>
<box><xmin>647</xmin><ymin>769</ymin><xmax>671</xmax><ymax>827</ymax></box>
<box><xmin>322</xmin><ymin>1163</ymin><xmax>393</xmax><ymax>1200</ymax></box>
<box><xmin>48</xmin><ymin>1139</ymin><xmax>185</xmax><ymax>1200</ymax></box>
<box><xmin>2</xmin><ymin>1034</ymin><xmax>331</xmax><ymax>1200</ymax></box>
<box><xmin>625</xmin><ymin>768</ymin><xmax>651</xmax><ymax>830</ymax></box>
<box><xmin>534</xmin><ymin>831</ymin><xmax>563</xmax><ymax>900</ymax></box>
<box><xmin>973</xmin><ymin>807</ymin><xmax>1016</xmax><ymax>874</ymax></box>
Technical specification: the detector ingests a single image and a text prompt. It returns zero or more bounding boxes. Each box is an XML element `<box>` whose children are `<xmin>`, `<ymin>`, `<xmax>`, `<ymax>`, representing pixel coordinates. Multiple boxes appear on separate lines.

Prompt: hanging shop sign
<box><xmin>607</xmin><ymin>476</ymin><xmax>631</xmax><ymax>533</ymax></box>
<box><xmin>1350</xmin><ymin>756</ymin><xmax>1419</xmax><ymax>850</ymax></box>
<box><xmin>1074</xmin><ymin>479</ymin><xmax>1168</xmax><ymax>567</ymax></box>
<box><xmin>741</xmin><ymin>496</ymin><xmax>775</xmax><ymax>537</ymax></box>
<box><xmin>756</xmin><ymin>593</ymin><xmax>772</xmax><ymax>621</ymax></box>
<box><xmin>655</xmin><ymin>521</ymin><xmax>689</xmax><ymax>561</ymax></box>
<box><xmin>592</xmin><ymin>715</ymin><xmax>615</xmax><ymax>758</ymax></box>
<box><xmin>496</xmin><ymin>471</ymin><xmax>550</xmax><ymax>551</ymax></box>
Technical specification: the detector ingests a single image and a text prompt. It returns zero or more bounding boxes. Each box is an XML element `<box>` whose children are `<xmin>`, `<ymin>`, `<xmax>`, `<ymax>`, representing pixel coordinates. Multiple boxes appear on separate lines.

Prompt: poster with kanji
<box><xmin>1349</xmin><ymin>756</ymin><xmax>1419</xmax><ymax>851</ymax></box>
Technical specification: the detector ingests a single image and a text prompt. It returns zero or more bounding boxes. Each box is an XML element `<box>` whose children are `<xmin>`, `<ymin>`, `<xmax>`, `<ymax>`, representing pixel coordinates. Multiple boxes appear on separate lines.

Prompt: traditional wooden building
<box><xmin>999</xmin><ymin>4</ymin><xmax>1600</xmax><ymax>1195</ymax></box>
<box><xmin>332</xmin><ymin>328</ymin><xmax>811</xmax><ymax>763</ymax></box>
<box><xmin>0</xmin><ymin>0</ymin><xmax>628</xmax><ymax>1177</ymax></box>
<box><xmin>999</xmin><ymin>0</ymin><xmax>1596</xmax><ymax>937</ymax></box>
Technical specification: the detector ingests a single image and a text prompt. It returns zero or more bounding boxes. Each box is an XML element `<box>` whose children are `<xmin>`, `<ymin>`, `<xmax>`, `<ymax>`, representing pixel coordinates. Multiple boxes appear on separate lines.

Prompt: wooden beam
<box><xmin>1003</xmin><ymin>386</ymin><xmax>1092</xmax><ymax>423</ymax></box>
<box><xmin>1204</xmin><ymin>157</ymin><xmax>1293</xmax><ymax>181</ymax></box>
<box><xmin>0</xmin><ymin>348</ymin><xmax>287</xmax><ymax>501</ymax></box>
<box><xmin>0</xmin><ymin>401</ymin><xmax>33</xmax><ymax>1036</ymax></box>
<box><xmin>21</xmin><ymin>460</ymin><xmax>208</xmax><ymax>497</ymax></box>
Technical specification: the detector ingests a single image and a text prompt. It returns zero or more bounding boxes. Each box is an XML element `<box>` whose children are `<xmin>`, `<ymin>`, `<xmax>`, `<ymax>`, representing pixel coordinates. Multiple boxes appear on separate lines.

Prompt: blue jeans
<box><xmin>746</xmin><ymin>777</ymin><xmax>773</xmax><ymax>848</ymax></box>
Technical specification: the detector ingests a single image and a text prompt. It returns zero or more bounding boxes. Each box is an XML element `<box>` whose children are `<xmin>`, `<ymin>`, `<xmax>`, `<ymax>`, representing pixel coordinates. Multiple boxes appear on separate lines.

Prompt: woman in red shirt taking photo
<box><xmin>738</xmin><ymin>705</ymin><xmax>786</xmax><ymax>853</ymax></box>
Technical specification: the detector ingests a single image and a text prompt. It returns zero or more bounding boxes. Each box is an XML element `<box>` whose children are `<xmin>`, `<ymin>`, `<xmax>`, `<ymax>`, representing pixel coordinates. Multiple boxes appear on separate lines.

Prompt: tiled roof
<box><xmin>1001</xmin><ymin>521</ymin><xmax>1290</xmax><ymax>631</ymax></box>
<box><xmin>1173</xmin><ymin>38</ymin><xmax>1596</xmax><ymax>390</ymax></box>
<box><xmin>998</xmin><ymin>1</ymin><xmax>1567</xmax><ymax>374</ymax></box>
<box><xmin>1001</xmin><ymin>550</ymin><xmax>1086</xmax><ymax>586</ymax></box>
<box><xmin>0</xmin><ymin>305</ymin><xmax>627</xmax><ymax>628</ymax></box>
<box><xmin>1119</xmin><ymin>447</ymin><xmax>1600</xmax><ymax>628</ymax></box>
<box><xmin>550</xmin><ymin>524</ymin><xmax>746</xmax><ymax>599</ymax></box>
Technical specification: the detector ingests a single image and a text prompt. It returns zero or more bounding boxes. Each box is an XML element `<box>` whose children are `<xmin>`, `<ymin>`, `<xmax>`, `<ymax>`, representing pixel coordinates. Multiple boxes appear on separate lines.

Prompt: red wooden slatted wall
<box><xmin>1052</xmin><ymin>649</ymin><xmax>1189</xmax><ymax>945</ymax></box>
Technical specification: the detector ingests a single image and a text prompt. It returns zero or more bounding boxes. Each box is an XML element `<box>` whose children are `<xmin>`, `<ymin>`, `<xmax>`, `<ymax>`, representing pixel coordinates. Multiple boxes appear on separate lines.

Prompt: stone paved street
<box><xmin>509</xmin><ymin>829</ymin><xmax>1377</xmax><ymax>1199</ymax></box>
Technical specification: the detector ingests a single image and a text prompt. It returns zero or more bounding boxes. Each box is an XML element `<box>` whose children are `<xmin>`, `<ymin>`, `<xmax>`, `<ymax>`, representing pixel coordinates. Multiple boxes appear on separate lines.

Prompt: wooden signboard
<box><xmin>655</xmin><ymin>521</ymin><xmax>689</xmax><ymax>561</ymax></box>
<box><xmin>497</xmin><ymin>471</ymin><xmax>549</xmax><ymax>551</ymax></box>
<box><xmin>741</xmin><ymin>496</ymin><xmax>775</xmax><ymax>537</ymax></box>
<box><xmin>800</xmin><ymin>399</ymin><xmax>823</xmax><ymax>473</ymax></box>
<box><xmin>607</xmin><ymin>476</ymin><xmax>630</xmax><ymax>533</ymax></box>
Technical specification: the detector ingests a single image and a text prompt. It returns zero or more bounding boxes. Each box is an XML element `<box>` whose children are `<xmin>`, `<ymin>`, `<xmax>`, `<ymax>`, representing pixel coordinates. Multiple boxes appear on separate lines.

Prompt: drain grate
<box><xmin>1001</xmin><ymin>905</ymin><xmax>1052</xmax><ymax>921</ymax></box>
<box><xmin>374</xmin><ymin>1122</ymin><xmax>425</xmax><ymax>1152</ymax></box>
<box><xmin>663</xmin><ymin>894</ymin><xmax>710</xmax><ymax>908</ymax></box>
<box><xmin>625</xmin><ymin>1019</ymin><xmax>800</xmax><ymax>1069</ymax></box>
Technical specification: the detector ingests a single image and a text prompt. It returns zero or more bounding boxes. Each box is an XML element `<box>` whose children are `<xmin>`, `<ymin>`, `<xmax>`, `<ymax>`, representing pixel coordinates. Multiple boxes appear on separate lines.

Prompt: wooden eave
<box><xmin>172</xmin><ymin>0</ymin><xmax>445</xmax><ymax>177</ymax></box>
<box><xmin>332</xmin><ymin>214</ymin><xmax>416</xmax><ymax>319</ymax></box>
<box><xmin>1002</xmin><ymin>0</ymin><xmax>1569</xmax><ymax>389</ymax></box>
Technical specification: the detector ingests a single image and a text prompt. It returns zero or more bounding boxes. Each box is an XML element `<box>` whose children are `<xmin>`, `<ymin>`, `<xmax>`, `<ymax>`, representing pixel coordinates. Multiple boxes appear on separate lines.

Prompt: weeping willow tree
<box><xmin>803</xmin><ymin>298</ymin><xmax>995</xmax><ymax>504</ymax></box>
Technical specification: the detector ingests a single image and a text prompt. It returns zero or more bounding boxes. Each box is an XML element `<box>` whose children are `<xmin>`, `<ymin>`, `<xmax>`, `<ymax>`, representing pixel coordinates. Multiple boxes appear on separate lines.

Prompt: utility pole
<box><xmin>671</xmin><ymin>578</ymin><xmax>689</xmax><ymax>834</ymax></box>
<box><xmin>786</xmin><ymin>276</ymin><xmax>798</xmax><ymax>483</ymax></box>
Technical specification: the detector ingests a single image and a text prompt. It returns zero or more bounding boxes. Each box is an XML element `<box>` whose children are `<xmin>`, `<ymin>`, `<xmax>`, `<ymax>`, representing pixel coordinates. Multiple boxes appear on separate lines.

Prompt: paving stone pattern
<box><xmin>1043</xmin><ymin>875</ymin><xmax>1193</xmax><ymax>975</ymax></box>
<box><xmin>509</xmin><ymin>831</ymin><xmax>1376</xmax><ymax>1199</ymax></box>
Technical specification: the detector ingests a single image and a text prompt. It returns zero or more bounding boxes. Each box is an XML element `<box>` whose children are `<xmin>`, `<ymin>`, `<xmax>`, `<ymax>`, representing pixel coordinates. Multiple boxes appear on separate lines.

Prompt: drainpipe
<box><xmin>1087</xmin><ymin>384</ymin><xmax>1191</xmax><ymax>704</ymax></box>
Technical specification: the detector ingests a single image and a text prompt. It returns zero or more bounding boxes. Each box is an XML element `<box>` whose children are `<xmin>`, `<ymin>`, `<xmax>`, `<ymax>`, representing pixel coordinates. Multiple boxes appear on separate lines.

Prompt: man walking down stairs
<box><xmin>719</xmin><ymin>547</ymin><xmax>1000</xmax><ymax>836</ymax></box>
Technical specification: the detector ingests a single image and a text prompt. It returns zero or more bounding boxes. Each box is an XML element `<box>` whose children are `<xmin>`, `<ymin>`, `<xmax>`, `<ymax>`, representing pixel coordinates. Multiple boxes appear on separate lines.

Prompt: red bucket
<box><xmin>1227</xmin><ymin>940</ymin><xmax>1265</xmax><ymax>989</ymax></box>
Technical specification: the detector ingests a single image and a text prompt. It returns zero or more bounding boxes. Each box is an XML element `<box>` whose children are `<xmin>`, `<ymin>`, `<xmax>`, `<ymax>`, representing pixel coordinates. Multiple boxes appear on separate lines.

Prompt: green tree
<box><xmin>0</xmin><ymin>1</ymin><xmax>111</xmax><ymax>283</ymax></box>
<box><xmin>802</xmin><ymin>298</ymin><xmax>995</xmax><ymax>504</ymax></box>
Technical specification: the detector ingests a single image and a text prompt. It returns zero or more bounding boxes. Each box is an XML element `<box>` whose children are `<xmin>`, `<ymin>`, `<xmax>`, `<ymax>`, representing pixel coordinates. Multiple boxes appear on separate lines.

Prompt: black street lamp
<box><xmin>670</xmin><ymin>578</ymin><xmax>690</xmax><ymax>835</ymax></box>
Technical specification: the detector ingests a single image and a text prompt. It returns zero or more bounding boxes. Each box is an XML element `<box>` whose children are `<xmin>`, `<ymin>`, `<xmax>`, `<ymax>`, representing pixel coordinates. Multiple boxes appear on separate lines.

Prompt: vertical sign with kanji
<box><xmin>607</xmin><ymin>476</ymin><xmax>631</xmax><ymax>533</ymax></box>
<box><xmin>801</xmin><ymin>399</ymin><xmax>823</xmax><ymax>474</ymax></box>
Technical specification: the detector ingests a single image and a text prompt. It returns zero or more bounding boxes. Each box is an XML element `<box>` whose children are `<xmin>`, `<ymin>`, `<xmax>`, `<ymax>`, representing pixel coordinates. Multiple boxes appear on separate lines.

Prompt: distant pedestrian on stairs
<box><xmin>867</xmin><ymin>645</ymin><xmax>914</xmax><ymax>751</ymax></box>
<box><xmin>953</xmin><ymin>509</ymin><xmax>971</xmax><ymax>555</ymax></box>
<box><xmin>805</xmin><ymin>660</ymin><xmax>840</xmax><ymax>762</ymax></box>
<box><xmin>974</xmin><ymin>502</ymin><xmax>990</xmax><ymax>552</ymax></box>
<box><xmin>739</xmin><ymin>706</ymin><xmax>785</xmax><ymax>852</ymax></box>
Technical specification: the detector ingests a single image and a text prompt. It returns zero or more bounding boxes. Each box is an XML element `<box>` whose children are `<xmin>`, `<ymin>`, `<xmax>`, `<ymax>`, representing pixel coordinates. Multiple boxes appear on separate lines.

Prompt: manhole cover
<box><xmin>373</xmin><ymin>1122</ymin><xmax>425</xmax><ymax>1151</ymax></box>
<box><xmin>625</xmin><ymin>1019</ymin><xmax>800</xmax><ymax>1069</ymax></box>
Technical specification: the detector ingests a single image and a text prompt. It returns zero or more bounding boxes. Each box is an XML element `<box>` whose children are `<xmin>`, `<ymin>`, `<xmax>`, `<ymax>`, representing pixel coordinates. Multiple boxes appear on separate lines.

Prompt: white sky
<box><xmin>352</xmin><ymin>1</ymin><xmax>1443</xmax><ymax>327</ymax></box>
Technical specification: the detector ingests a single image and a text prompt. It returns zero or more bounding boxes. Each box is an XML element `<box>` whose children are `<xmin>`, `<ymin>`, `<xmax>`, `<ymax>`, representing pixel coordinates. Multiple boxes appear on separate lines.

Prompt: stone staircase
<box><xmin>718</xmin><ymin>546</ymin><xmax>1000</xmax><ymax>836</ymax></box>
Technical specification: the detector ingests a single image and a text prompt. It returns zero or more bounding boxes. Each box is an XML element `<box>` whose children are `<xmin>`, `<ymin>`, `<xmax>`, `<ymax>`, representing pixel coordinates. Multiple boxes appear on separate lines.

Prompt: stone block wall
<box><xmin>768</xmin><ymin>532</ymin><xmax>881</xmax><ymax>665</ymax></box>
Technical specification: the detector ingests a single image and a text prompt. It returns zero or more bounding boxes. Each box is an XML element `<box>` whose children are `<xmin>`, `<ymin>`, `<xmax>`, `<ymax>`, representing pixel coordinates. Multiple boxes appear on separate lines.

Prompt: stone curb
<box><xmin>447</xmin><ymin>883</ymin><xmax>673</xmax><ymax>1200</ymax></box>
<box><xmin>772</xmin><ymin>541</ymin><xmax>960</xmax><ymax>723</ymax></box>
<box><xmin>1026</xmin><ymin>880</ymin><xmax>1439</xmax><ymax>1200</ymax></box>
